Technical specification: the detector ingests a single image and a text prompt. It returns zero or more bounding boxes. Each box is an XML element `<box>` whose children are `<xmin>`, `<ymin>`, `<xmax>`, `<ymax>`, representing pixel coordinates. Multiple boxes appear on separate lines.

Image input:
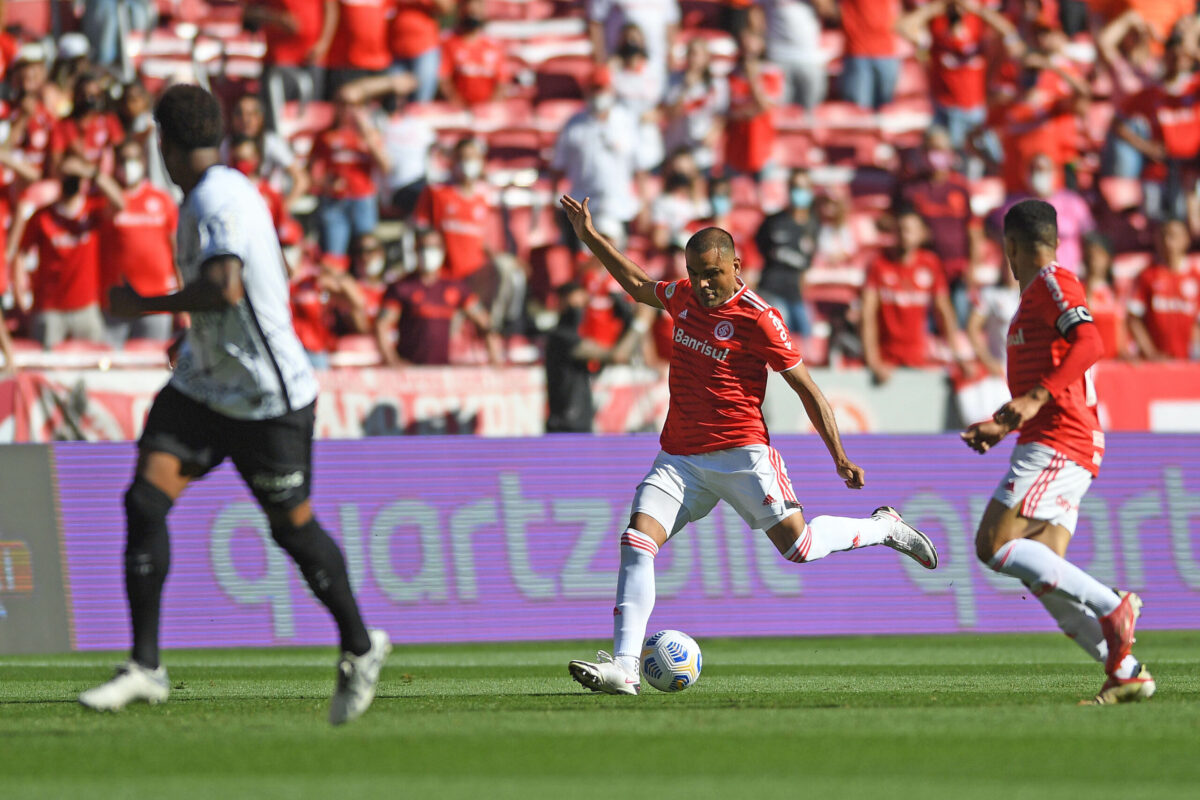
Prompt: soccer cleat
<box><xmin>329</xmin><ymin>628</ymin><xmax>391</xmax><ymax>726</ymax></box>
<box><xmin>568</xmin><ymin>651</ymin><xmax>641</xmax><ymax>695</ymax></box>
<box><xmin>1081</xmin><ymin>663</ymin><xmax>1156</xmax><ymax>706</ymax></box>
<box><xmin>1099</xmin><ymin>591</ymin><xmax>1142</xmax><ymax>676</ymax></box>
<box><xmin>78</xmin><ymin>661</ymin><xmax>169</xmax><ymax>711</ymax></box>
<box><xmin>874</xmin><ymin>506</ymin><xmax>938</xmax><ymax>569</ymax></box>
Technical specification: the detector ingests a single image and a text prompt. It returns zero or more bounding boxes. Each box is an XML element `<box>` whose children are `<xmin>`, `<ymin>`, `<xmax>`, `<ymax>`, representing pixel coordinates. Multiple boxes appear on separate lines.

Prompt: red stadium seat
<box><xmin>534</xmin><ymin>55</ymin><xmax>596</xmax><ymax>102</ymax></box>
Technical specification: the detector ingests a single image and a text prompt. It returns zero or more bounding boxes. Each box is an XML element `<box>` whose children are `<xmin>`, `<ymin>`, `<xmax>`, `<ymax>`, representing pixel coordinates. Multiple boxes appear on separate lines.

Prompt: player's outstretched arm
<box><xmin>109</xmin><ymin>256</ymin><xmax>245</xmax><ymax>317</ymax></box>
<box><xmin>559</xmin><ymin>195</ymin><xmax>664</xmax><ymax>309</ymax></box>
<box><xmin>780</xmin><ymin>364</ymin><xmax>865</xmax><ymax>489</ymax></box>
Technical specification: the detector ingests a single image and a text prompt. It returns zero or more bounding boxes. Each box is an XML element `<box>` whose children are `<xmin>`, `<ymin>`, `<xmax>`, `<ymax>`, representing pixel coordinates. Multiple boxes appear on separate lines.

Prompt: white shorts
<box><xmin>992</xmin><ymin>442</ymin><xmax>1093</xmax><ymax>535</ymax></box>
<box><xmin>632</xmin><ymin>445</ymin><xmax>803</xmax><ymax>537</ymax></box>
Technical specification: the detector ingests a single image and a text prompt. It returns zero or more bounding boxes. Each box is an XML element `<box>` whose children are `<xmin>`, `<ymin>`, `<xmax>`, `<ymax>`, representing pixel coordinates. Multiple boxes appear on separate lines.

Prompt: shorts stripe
<box><xmin>1021</xmin><ymin>453</ymin><xmax>1064</xmax><ymax>518</ymax></box>
<box><xmin>769</xmin><ymin>447</ymin><xmax>798</xmax><ymax>503</ymax></box>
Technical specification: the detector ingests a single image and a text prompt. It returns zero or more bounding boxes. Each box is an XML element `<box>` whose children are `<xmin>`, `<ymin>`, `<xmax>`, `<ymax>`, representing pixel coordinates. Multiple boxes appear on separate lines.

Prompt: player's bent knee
<box><xmin>124</xmin><ymin>477</ymin><xmax>174</xmax><ymax>535</ymax></box>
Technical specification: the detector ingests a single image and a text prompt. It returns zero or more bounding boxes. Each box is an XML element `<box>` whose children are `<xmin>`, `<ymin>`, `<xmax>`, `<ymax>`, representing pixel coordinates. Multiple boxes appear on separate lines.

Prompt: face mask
<box><xmin>233</xmin><ymin>159</ymin><xmax>259</xmax><ymax>177</ymax></box>
<box><xmin>362</xmin><ymin>255</ymin><xmax>385</xmax><ymax>279</ymax></box>
<box><xmin>927</xmin><ymin>150</ymin><xmax>954</xmax><ymax>173</ymax></box>
<box><xmin>590</xmin><ymin>92</ymin><xmax>615</xmax><ymax>113</ymax></box>
<box><xmin>420</xmin><ymin>248</ymin><xmax>445</xmax><ymax>274</ymax></box>
<box><xmin>790</xmin><ymin>187</ymin><xmax>814</xmax><ymax>209</ymax></box>
<box><xmin>459</xmin><ymin>159</ymin><xmax>483</xmax><ymax>180</ymax></box>
<box><xmin>1030</xmin><ymin>170</ymin><xmax>1055</xmax><ymax>197</ymax></box>
<box><xmin>118</xmin><ymin>159</ymin><xmax>144</xmax><ymax>186</ymax></box>
<box><xmin>711</xmin><ymin>195</ymin><xmax>732</xmax><ymax>217</ymax></box>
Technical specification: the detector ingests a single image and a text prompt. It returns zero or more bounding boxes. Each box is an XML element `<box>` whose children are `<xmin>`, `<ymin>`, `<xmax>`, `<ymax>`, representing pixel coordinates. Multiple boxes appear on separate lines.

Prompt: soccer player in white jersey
<box><xmin>559</xmin><ymin>195</ymin><xmax>939</xmax><ymax>696</ymax></box>
<box><xmin>962</xmin><ymin>199</ymin><xmax>1153</xmax><ymax>705</ymax></box>
<box><xmin>79</xmin><ymin>85</ymin><xmax>389</xmax><ymax>725</ymax></box>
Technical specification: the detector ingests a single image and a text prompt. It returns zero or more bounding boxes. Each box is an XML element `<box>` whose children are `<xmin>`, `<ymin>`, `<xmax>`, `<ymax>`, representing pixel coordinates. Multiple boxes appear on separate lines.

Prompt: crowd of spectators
<box><xmin>1</xmin><ymin>0</ymin><xmax>1199</xmax><ymax>391</ymax></box>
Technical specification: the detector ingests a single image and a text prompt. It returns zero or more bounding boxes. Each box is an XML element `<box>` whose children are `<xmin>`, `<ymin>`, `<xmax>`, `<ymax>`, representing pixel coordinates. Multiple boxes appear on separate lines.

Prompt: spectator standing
<box><xmin>663</xmin><ymin>38</ymin><xmax>729</xmax><ymax>174</ymax></box>
<box><xmin>439</xmin><ymin>0</ymin><xmax>508</xmax><ymax>107</ymax></box>
<box><xmin>551</xmin><ymin>69</ymin><xmax>642</xmax><ymax>249</ymax></box>
<box><xmin>839</xmin><ymin>0</ymin><xmax>901</xmax><ymax>110</ymax></box>
<box><xmin>588</xmin><ymin>0</ymin><xmax>680</xmax><ymax>89</ymax></box>
<box><xmin>861</xmin><ymin>206</ymin><xmax>962</xmax><ymax>383</ymax></box>
<box><xmin>374</xmin><ymin>229</ymin><xmax>500</xmax><ymax>365</ymax></box>
<box><xmin>1080</xmin><ymin>232</ymin><xmax>1126</xmax><ymax>360</ymax></box>
<box><xmin>754</xmin><ymin>167</ymin><xmax>820</xmax><ymax>336</ymax></box>
<box><xmin>724</xmin><ymin>30</ymin><xmax>783</xmax><ymax>181</ymax></box>
<box><xmin>414</xmin><ymin>137</ymin><xmax>495</xmax><ymax>292</ymax></box>
<box><xmin>1025</xmin><ymin>154</ymin><xmax>1095</xmax><ymax>275</ymax></box>
<box><xmin>391</xmin><ymin>0</ymin><xmax>454</xmax><ymax>103</ymax></box>
<box><xmin>966</xmin><ymin>259</ymin><xmax>1021</xmax><ymax>377</ymax></box>
<box><xmin>609</xmin><ymin>24</ymin><xmax>666</xmax><ymax>171</ymax></box>
<box><xmin>100</xmin><ymin>138</ymin><xmax>179</xmax><ymax>345</ymax></box>
<box><xmin>762</xmin><ymin>0</ymin><xmax>833</xmax><ymax>111</ymax></box>
<box><xmin>310</xmin><ymin>94</ymin><xmax>390</xmax><ymax>257</ymax></box>
<box><xmin>81</xmin><ymin>0</ymin><xmax>155</xmax><ymax>67</ymax></box>
<box><xmin>10</xmin><ymin>42</ymin><xmax>67</xmax><ymax>119</ymax></box>
<box><xmin>327</xmin><ymin>0</ymin><xmax>394</xmax><ymax>97</ymax></box>
<box><xmin>244</xmin><ymin>1</ymin><xmax>335</xmax><ymax>130</ymax></box>
<box><xmin>47</xmin><ymin>71</ymin><xmax>124</xmax><ymax>179</ymax></box>
<box><xmin>229</xmin><ymin>136</ymin><xmax>304</xmax><ymax>247</ymax></box>
<box><xmin>222</xmin><ymin>94</ymin><xmax>310</xmax><ymax>208</ymax></box>
<box><xmin>1128</xmin><ymin>219</ymin><xmax>1198</xmax><ymax>360</ymax></box>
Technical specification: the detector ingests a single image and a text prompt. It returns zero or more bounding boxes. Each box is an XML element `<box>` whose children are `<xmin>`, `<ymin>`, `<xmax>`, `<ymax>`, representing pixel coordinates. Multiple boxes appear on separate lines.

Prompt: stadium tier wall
<box><xmin>2</xmin><ymin>435</ymin><xmax>1200</xmax><ymax>654</ymax></box>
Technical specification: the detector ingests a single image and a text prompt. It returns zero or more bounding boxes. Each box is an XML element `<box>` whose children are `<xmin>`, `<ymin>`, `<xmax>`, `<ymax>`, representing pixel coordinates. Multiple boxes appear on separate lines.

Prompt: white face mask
<box><xmin>590</xmin><ymin>92</ymin><xmax>615</xmax><ymax>113</ymax></box>
<box><xmin>363</xmin><ymin>255</ymin><xmax>386</xmax><ymax>278</ymax></box>
<box><xmin>118</xmin><ymin>159</ymin><xmax>144</xmax><ymax>187</ymax></box>
<box><xmin>420</xmin><ymin>248</ymin><xmax>445</xmax><ymax>274</ymax></box>
<box><xmin>1030</xmin><ymin>170</ymin><xmax>1055</xmax><ymax>197</ymax></box>
<box><xmin>460</xmin><ymin>158</ymin><xmax>483</xmax><ymax>180</ymax></box>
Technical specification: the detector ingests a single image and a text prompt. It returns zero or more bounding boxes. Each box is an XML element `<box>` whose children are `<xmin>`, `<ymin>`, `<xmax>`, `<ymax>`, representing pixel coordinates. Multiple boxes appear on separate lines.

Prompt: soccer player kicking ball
<box><xmin>78</xmin><ymin>85</ymin><xmax>389</xmax><ymax>725</ymax></box>
<box><xmin>962</xmin><ymin>199</ymin><xmax>1153</xmax><ymax>706</ymax></box>
<box><xmin>559</xmin><ymin>195</ymin><xmax>938</xmax><ymax>696</ymax></box>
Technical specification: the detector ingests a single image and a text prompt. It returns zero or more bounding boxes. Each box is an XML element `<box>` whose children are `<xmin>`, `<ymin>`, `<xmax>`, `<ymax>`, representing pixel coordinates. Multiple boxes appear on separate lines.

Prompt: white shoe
<box><xmin>568</xmin><ymin>651</ymin><xmax>641</xmax><ymax>695</ymax></box>
<box><xmin>78</xmin><ymin>661</ymin><xmax>169</xmax><ymax>711</ymax></box>
<box><xmin>875</xmin><ymin>506</ymin><xmax>938</xmax><ymax>570</ymax></box>
<box><xmin>329</xmin><ymin>629</ymin><xmax>391</xmax><ymax>726</ymax></box>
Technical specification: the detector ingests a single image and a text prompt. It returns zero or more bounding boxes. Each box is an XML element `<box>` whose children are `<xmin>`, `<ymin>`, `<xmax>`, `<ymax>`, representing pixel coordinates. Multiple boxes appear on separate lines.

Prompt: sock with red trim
<box><xmin>613</xmin><ymin>529</ymin><xmax>658</xmax><ymax>674</ymax></box>
<box><xmin>1036</xmin><ymin>591</ymin><xmax>1138</xmax><ymax>677</ymax></box>
<box><xmin>782</xmin><ymin>516</ymin><xmax>889</xmax><ymax>563</ymax></box>
<box><xmin>988</xmin><ymin>539</ymin><xmax>1120</xmax><ymax>616</ymax></box>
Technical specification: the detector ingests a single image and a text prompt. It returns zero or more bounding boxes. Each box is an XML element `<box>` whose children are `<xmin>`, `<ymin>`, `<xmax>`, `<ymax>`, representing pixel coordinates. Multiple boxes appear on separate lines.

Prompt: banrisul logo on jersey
<box><xmin>673</xmin><ymin>328</ymin><xmax>730</xmax><ymax>362</ymax></box>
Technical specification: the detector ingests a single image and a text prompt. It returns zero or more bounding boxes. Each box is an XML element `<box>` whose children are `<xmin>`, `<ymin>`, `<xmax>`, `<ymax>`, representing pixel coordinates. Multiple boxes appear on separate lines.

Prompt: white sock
<box><xmin>1037</xmin><ymin>591</ymin><xmax>1138</xmax><ymax>678</ymax></box>
<box><xmin>783</xmin><ymin>515</ymin><xmax>890</xmax><ymax>563</ymax></box>
<box><xmin>988</xmin><ymin>539</ymin><xmax>1121</xmax><ymax>616</ymax></box>
<box><xmin>613</xmin><ymin>529</ymin><xmax>657</xmax><ymax>674</ymax></box>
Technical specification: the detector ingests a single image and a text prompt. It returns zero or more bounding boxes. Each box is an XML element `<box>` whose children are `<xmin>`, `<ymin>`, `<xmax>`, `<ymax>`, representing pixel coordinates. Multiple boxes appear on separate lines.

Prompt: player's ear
<box><xmin>732</xmin><ymin>256</ymin><xmax>741</xmax><ymax>275</ymax></box>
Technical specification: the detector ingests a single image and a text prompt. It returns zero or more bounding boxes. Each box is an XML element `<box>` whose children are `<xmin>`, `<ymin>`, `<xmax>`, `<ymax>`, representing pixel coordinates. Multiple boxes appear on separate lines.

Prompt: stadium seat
<box><xmin>1098</xmin><ymin>177</ymin><xmax>1143</xmax><ymax>212</ymax></box>
<box><xmin>533</xmin><ymin>55</ymin><xmax>595</xmax><ymax>102</ymax></box>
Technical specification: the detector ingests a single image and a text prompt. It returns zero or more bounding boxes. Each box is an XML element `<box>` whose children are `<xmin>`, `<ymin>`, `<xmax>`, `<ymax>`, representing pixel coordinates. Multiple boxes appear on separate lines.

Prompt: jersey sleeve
<box><xmin>753</xmin><ymin>306</ymin><xmax>803</xmax><ymax>372</ymax></box>
<box><xmin>1127</xmin><ymin>270</ymin><xmax>1151</xmax><ymax>318</ymax></box>
<box><xmin>1037</xmin><ymin>269</ymin><xmax>1094</xmax><ymax>338</ymax></box>
<box><xmin>653</xmin><ymin>279</ymin><xmax>689</xmax><ymax>315</ymax></box>
<box><xmin>195</xmin><ymin>200</ymin><xmax>247</xmax><ymax>266</ymax></box>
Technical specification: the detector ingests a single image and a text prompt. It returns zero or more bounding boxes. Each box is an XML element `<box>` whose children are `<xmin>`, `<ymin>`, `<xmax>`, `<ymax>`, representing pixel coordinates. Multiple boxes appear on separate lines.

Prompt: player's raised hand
<box><xmin>559</xmin><ymin>195</ymin><xmax>598</xmax><ymax>242</ymax></box>
<box><xmin>960</xmin><ymin>419</ymin><xmax>1009</xmax><ymax>454</ymax></box>
<box><xmin>836</xmin><ymin>458</ymin><xmax>866</xmax><ymax>489</ymax></box>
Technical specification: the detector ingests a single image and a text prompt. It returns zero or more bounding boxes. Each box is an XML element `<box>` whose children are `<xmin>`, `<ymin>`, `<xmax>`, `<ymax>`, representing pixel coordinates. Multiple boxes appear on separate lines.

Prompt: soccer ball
<box><xmin>641</xmin><ymin>630</ymin><xmax>702</xmax><ymax>692</ymax></box>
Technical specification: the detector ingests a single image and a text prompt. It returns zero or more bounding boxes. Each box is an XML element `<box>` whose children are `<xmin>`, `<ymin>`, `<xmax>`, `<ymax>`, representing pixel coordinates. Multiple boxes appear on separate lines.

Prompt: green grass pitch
<box><xmin>3</xmin><ymin>632</ymin><xmax>1199</xmax><ymax>799</ymax></box>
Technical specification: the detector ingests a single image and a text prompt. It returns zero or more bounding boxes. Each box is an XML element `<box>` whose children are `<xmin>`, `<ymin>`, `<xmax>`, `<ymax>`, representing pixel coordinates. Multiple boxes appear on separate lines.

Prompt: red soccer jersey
<box><xmin>1120</xmin><ymin>75</ymin><xmax>1200</xmax><ymax>182</ymax></box>
<box><xmin>329</xmin><ymin>0</ymin><xmax>392</xmax><ymax>70</ymax></box>
<box><xmin>383</xmin><ymin>275</ymin><xmax>475</xmax><ymax>364</ymax></box>
<box><xmin>653</xmin><ymin>279</ymin><xmax>802</xmax><ymax>456</ymax></box>
<box><xmin>310</xmin><ymin>125</ymin><xmax>377</xmax><ymax>199</ymax></box>
<box><xmin>841</xmin><ymin>0</ymin><xmax>899</xmax><ymax>57</ymax></box>
<box><xmin>390</xmin><ymin>0</ymin><xmax>441</xmax><ymax>59</ymax></box>
<box><xmin>1006</xmin><ymin>263</ymin><xmax>1104</xmax><ymax>476</ymax></box>
<box><xmin>263</xmin><ymin>0</ymin><xmax>325</xmax><ymax>67</ymax></box>
<box><xmin>865</xmin><ymin>249</ymin><xmax>948</xmax><ymax>367</ymax></box>
<box><xmin>440</xmin><ymin>34</ymin><xmax>508</xmax><ymax>106</ymax></box>
<box><xmin>1087</xmin><ymin>282</ymin><xmax>1124</xmax><ymax>360</ymax></box>
<box><xmin>413</xmin><ymin>183</ymin><xmax>492</xmax><ymax>280</ymax></box>
<box><xmin>20</xmin><ymin>197</ymin><xmax>106</xmax><ymax>312</ymax></box>
<box><xmin>579</xmin><ymin>267</ymin><xmax>625</xmax><ymax>348</ymax></box>
<box><xmin>928</xmin><ymin>13</ymin><xmax>986</xmax><ymax>110</ymax></box>
<box><xmin>6</xmin><ymin>102</ymin><xmax>56</xmax><ymax>175</ymax></box>
<box><xmin>1128</xmin><ymin>264</ymin><xmax>1200</xmax><ymax>359</ymax></box>
<box><xmin>99</xmin><ymin>182</ymin><xmax>178</xmax><ymax>301</ymax></box>
<box><xmin>49</xmin><ymin>113</ymin><xmax>125</xmax><ymax>165</ymax></box>
<box><xmin>290</xmin><ymin>270</ymin><xmax>337</xmax><ymax>354</ymax></box>
<box><xmin>724</xmin><ymin>66</ymin><xmax>783</xmax><ymax>176</ymax></box>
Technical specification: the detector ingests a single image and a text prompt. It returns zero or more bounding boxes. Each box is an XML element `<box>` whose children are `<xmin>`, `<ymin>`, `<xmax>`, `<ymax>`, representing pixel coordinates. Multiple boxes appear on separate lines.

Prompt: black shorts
<box><xmin>139</xmin><ymin>384</ymin><xmax>315</xmax><ymax>513</ymax></box>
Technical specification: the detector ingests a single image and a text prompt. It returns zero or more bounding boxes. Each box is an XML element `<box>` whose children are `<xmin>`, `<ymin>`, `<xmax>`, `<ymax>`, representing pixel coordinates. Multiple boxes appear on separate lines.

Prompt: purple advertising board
<box><xmin>53</xmin><ymin>434</ymin><xmax>1200</xmax><ymax>650</ymax></box>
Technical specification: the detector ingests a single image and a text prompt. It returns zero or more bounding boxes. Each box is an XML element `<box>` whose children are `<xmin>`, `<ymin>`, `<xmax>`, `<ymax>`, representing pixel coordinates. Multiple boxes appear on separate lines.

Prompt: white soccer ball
<box><xmin>641</xmin><ymin>630</ymin><xmax>702</xmax><ymax>693</ymax></box>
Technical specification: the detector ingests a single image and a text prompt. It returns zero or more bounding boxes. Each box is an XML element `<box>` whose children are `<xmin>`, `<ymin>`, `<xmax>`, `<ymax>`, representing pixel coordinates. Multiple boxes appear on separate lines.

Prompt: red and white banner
<box><xmin>1093</xmin><ymin>361</ymin><xmax>1200</xmax><ymax>432</ymax></box>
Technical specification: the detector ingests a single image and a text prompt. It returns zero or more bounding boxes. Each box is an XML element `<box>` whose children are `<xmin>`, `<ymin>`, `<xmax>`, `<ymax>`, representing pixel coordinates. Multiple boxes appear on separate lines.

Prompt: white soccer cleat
<box><xmin>78</xmin><ymin>661</ymin><xmax>169</xmax><ymax>711</ymax></box>
<box><xmin>874</xmin><ymin>506</ymin><xmax>938</xmax><ymax>570</ymax></box>
<box><xmin>329</xmin><ymin>628</ymin><xmax>391</xmax><ymax>726</ymax></box>
<box><xmin>568</xmin><ymin>651</ymin><xmax>641</xmax><ymax>695</ymax></box>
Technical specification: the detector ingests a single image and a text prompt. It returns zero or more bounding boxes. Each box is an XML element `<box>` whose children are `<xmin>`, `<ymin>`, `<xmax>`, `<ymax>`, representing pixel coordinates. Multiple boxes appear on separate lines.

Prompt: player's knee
<box><xmin>124</xmin><ymin>477</ymin><xmax>173</xmax><ymax>536</ymax></box>
<box><xmin>268</xmin><ymin>515</ymin><xmax>322</xmax><ymax>549</ymax></box>
<box><xmin>975</xmin><ymin>533</ymin><xmax>1002</xmax><ymax>566</ymax></box>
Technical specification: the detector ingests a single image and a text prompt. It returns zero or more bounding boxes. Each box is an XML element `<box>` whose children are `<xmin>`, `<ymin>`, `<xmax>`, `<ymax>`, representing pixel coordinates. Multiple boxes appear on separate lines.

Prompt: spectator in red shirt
<box><xmin>724</xmin><ymin>30</ymin><xmax>783</xmax><ymax>181</ymax></box>
<box><xmin>391</xmin><ymin>0</ymin><xmax>454</xmax><ymax>103</ymax></box>
<box><xmin>861</xmin><ymin>205</ymin><xmax>963</xmax><ymax>383</ymax></box>
<box><xmin>439</xmin><ymin>0</ymin><xmax>508</xmax><ymax>107</ymax></box>
<box><xmin>896</xmin><ymin>0</ymin><xmax>1021</xmax><ymax>150</ymax></box>
<box><xmin>326</xmin><ymin>0</ymin><xmax>395</xmax><ymax>97</ymax></box>
<box><xmin>47</xmin><ymin>71</ymin><xmax>124</xmax><ymax>180</ymax></box>
<box><xmin>100</xmin><ymin>138</ymin><xmax>179</xmax><ymax>345</ymax></box>
<box><xmin>374</xmin><ymin>228</ymin><xmax>500</xmax><ymax>365</ymax></box>
<box><xmin>290</xmin><ymin>255</ymin><xmax>369</xmax><ymax>368</ymax></box>
<box><xmin>1128</xmin><ymin>218</ymin><xmax>1199</xmax><ymax>360</ymax></box>
<box><xmin>413</xmin><ymin>137</ymin><xmax>497</xmax><ymax>292</ymax></box>
<box><xmin>310</xmin><ymin>93</ymin><xmax>390</xmax><ymax>256</ymax></box>
<box><xmin>12</xmin><ymin>159</ymin><xmax>124</xmax><ymax>348</ymax></box>
<box><xmin>1081</xmin><ymin>232</ymin><xmax>1126</xmax><ymax>360</ymax></box>
<box><xmin>840</xmin><ymin>0</ymin><xmax>901</xmax><ymax>109</ymax></box>
<box><xmin>244</xmin><ymin>1</ymin><xmax>336</xmax><ymax>130</ymax></box>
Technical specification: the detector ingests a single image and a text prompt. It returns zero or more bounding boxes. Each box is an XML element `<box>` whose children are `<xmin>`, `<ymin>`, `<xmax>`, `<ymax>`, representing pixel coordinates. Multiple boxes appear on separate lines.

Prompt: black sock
<box><xmin>272</xmin><ymin>518</ymin><xmax>371</xmax><ymax>655</ymax></box>
<box><xmin>124</xmin><ymin>477</ymin><xmax>174</xmax><ymax>670</ymax></box>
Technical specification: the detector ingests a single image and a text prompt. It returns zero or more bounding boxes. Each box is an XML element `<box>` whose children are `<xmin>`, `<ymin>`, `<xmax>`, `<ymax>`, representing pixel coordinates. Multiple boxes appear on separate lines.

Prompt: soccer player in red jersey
<box><xmin>962</xmin><ymin>199</ymin><xmax>1154</xmax><ymax>706</ymax></box>
<box><xmin>1127</xmin><ymin>219</ymin><xmax>1198</xmax><ymax>360</ymax></box>
<box><xmin>559</xmin><ymin>195</ymin><xmax>939</xmax><ymax>696</ymax></box>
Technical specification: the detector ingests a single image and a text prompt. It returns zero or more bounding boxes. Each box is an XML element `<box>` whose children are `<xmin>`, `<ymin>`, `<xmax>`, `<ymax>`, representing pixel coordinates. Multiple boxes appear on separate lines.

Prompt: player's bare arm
<box><xmin>993</xmin><ymin>385</ymin><xmax>1050</xmax><ymax>430</ymax></box>
<box><xmin>109</xmin><ymin>255</ymin><xmax>245</xmax><ymax>317</ymax></box>
<box><xmin>780</xmin><ymin>364</ymin><xmax>865</xmax><ymax>489</ymax></box>
<box><xmin>960</xmin><ymin>418</ymin><xmax>1012</xmax><ymax>454</ymax></box>
<box><xmin>559</xmin><ymin>194</ymin><xmax>663</xmax><ymax>309</ymax></box>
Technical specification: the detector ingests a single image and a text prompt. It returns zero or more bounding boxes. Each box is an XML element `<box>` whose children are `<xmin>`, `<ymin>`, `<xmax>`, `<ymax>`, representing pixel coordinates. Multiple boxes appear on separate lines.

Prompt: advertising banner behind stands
<box><xmin>53</xmin><ymin>434</ymin><xmax>1200</xmax><ymax>651</ymax></box>
<box><xmin>0</xmin><ymin>446</ymin><xmax>71</xmax><ymax>653</ymax></box>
